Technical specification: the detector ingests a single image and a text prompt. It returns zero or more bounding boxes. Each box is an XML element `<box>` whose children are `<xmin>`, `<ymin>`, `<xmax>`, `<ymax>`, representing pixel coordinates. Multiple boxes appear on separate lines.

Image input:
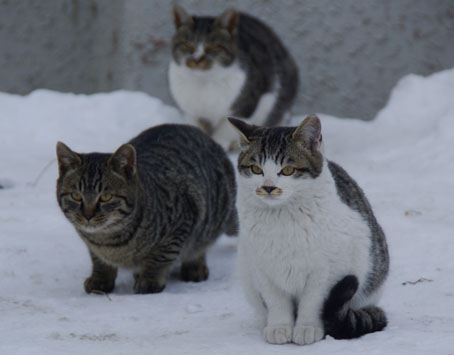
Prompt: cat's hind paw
<box><xmin>292</xmin><ymin>325</ymin><xmax>324</xmax><ymax>345</ymax></box>
<box><xmin>263</xmin><ymin>325</ymin><xmax>293</xmax><ymax>344</ymax></box>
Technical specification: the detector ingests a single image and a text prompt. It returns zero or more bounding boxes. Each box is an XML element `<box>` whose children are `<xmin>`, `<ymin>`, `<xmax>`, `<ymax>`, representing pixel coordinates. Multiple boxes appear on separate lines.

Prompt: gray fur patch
<box><xmin>327</xmin><ymin>161</ymin><xmax>389</xmax><ymax>295</ymax></box>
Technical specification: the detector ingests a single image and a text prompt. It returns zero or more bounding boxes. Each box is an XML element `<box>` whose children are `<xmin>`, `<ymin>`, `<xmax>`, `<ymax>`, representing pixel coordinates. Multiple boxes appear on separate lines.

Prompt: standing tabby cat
<box><xmin>229</xmin><ymin>115</ymin><xmax>389</xmax><ymax>345</ymax></box>
<box><xmin>169</xmin><ymin>4</ymin><xmax>299</xmax><ymax>151</ymax></box>
<box><xmin>56</xmin><ymin>124</ymin><xmax>238</xmax><ymax>294</ymax></box>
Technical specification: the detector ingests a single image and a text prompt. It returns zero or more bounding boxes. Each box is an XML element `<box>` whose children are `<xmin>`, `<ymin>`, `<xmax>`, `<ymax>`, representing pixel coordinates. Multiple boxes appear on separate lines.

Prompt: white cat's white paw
<box><xmin>263</xmin><ymin>325</ymin><xmax>293</xmax><ymax>344</ymax></box>
<box><xmin>292</xmin><ymin>325</ymin><xmax>324</xmax><ymax>345</ymax></box>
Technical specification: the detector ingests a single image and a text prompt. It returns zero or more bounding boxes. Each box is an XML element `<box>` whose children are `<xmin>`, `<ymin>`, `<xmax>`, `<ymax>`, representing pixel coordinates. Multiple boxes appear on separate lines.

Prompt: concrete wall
<box><xmin>0</xmin><ymin>0</ymin><xmax>124</xmax><ymax>94</ymax></box>
<box><xmin>1</xmin><ymin>0</ymin><xmax>453</xmax><ymax>119</ymax></box>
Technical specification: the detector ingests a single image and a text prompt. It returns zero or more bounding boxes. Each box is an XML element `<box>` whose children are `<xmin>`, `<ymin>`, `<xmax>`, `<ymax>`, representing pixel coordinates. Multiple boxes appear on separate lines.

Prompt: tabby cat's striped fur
<box><xmin>56</xmin><ymin>124</ymin><xmax>238</xmax><ymax>294</ymax></box>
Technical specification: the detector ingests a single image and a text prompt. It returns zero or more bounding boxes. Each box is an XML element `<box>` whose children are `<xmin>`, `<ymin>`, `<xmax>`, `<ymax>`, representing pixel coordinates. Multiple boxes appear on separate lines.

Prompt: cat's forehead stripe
<box><xmin>193</xmin><ymin>17</ymin><xmax>213</xmax><ymax>41</ymax></box>
<box><xmin>257</xmin><ymin>127</ymin><xmax>293</xmax><ymax>164</ymax></box>
<box><xmin>81</xmin><ymin>155</ymin><xmax>107</xmax><ymax>191</ymax></box>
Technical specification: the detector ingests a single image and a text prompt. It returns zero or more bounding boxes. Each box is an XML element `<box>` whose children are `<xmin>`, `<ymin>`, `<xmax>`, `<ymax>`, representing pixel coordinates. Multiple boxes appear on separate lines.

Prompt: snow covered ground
<box><xmin>1</xmin><ymin>68</ymin><xmax>453</xmax><ymax>355</ymax></box>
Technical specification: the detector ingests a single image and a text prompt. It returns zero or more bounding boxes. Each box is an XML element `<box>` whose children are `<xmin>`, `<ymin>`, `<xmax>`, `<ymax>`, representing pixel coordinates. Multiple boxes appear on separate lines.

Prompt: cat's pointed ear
<box><xmin>214</xmin><ymin>8</ymin><xmax>239</xmax><ymax>35</ymax></box>
<box><xmin>108</xmin><ymin>144</ymin><xmax>137</xmax><ymax>179</ymax></box>
<box><xmin>173</xmin><ymin>4</ymin><xmax>193</xmax><ymax>29</ymax></box>
<box><xmin>292</xmin><ymin>114</ymin><xmax>323</xmax><ymax>151</ymax></box>
<box><xmin>228</xmin><ymin>117</ymin><xmax>255</xmax><ymax>148</ymax></box>
<box><xmin>56</xmin><ymin>142</ymin><xmax>81</xmax><ymax>176</ymax></box>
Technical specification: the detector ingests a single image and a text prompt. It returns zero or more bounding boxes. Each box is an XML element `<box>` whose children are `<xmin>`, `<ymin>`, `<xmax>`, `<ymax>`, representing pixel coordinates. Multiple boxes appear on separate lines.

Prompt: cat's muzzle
<box><xmin>256</xmin><ymin>186</ymin><xmax>283</xmax><ymax>197</ymax></box>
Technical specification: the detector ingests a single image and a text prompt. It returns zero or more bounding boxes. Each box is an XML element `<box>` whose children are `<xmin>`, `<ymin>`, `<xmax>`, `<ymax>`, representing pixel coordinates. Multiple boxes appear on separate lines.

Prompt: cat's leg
<box><xmin>238</xmin><ymin>241</ymin><xmax>267</xmax><ymax>318</ymax></box>
<box><xmin>240</xmin><ymin>268</ymin><xmax>267</xmax><ymax>317</ymax></box>
<box><xmin>134</xmin><ymin>225</ymin><xmax>191</xmax><ymax>294</ymax></box>
<box><xmin>293</xmin><ymin>272</ymin><xmax>326</xmax><ymax>345</ymax></box>
<box><xmin>180</xmin><ymin>252</ymin><xmax>209</xmax><ymax>282</ymax></box>
<box><xmin>259</xmin><ymin>279</ymin><xmax>295</xmax><ymax>344</ymax></box>
<box><xmin>84</xmin><ymin>251</ymin><xmax>118</xmax><ymax>294</ymax></box>
<box><xmin>239</xmin><ymin>240</ymin><xmax>293</xmax><ymax>343</ymax></box>
<box><xmin>134</xmin><ymin>257</ymin><xmax>174</xmax><ymax>294</ymax></box>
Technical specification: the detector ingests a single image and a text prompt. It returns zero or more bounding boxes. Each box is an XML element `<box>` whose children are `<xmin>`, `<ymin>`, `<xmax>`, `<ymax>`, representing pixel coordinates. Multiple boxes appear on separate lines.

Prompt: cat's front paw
<box><xmin>292</xmin><ymin>325</ymin><xmax>324</xmax><ymax>345</ymax></box>
<box><xmin>84</xmin><ymin>276</ymin><xmax>115</xmax><ymax>294</ymax></box>
<box><xmin>263</xmin><ymin>325</ymin><xmax>293</xmax><ymax>344</ymax></box>
<box><xmin>133</xmin><ymin>276</ymin><xmax>166</xmax><ymax>294</ymax></box>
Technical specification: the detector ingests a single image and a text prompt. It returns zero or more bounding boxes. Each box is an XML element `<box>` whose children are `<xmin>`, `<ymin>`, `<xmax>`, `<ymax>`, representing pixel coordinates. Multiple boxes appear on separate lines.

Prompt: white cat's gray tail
<box><xmin>322</xmin><ymin>275</ymin><xmax>387</xmax><ymax>339</ymax></box>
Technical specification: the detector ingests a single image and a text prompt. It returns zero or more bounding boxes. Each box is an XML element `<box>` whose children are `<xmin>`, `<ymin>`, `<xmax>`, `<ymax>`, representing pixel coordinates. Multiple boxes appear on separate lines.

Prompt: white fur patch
<box><xmin>193</xmin><ymin>44</ymin><xmax>204</xmax><ymax>60</ymax></box>
<box><xmin>168</xmin><ymin>60</ymin><xmax>278</xmax><ymax>149</ymax></box>
<box><xmin>168</xmin><ymin>60</ymin><xmax>246</xmax><ymax>125</ymax></box>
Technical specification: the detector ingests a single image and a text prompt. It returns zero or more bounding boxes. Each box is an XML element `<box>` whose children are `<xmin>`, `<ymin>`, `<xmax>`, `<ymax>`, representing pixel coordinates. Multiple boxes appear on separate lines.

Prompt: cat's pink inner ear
<box><xmin>173</xmin><ymin>4</ymin><xmax>193</xmax><ymax>29</ymax></box>
<box><xmin>215</xmin><ymin>9</ymin><xmax>239</xmax><ymax>34</ymax></box>
<box><xmin>292</xmin><ymin>114</ymin><xmax>322</xmax><ymax>151</ymax></box>
<box><xmin>109</xmin><ymin>144</ymin><xmax>137</xmax><ymax>178</ymax></box>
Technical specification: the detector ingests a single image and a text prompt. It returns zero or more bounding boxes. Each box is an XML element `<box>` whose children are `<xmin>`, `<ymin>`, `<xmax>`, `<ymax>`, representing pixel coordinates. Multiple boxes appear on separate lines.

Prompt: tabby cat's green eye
<box><xmin>100</xmin><ymin>193</ymin><xmax>112</xmax><ymax>202</ymax></box>
<box><xmin>71</xmin><ymin>192</ymin><xmax>82</xmax><ymax>201</ymax></box>
<box><xmin>280</xmin><ymin>166</ymin><xmax>295</xmax><ymax>176</ymax></box>
<box><xmin>251</xmin><ymin>165</ymin><xmax>263</xmax><ymax>175</ymax></box>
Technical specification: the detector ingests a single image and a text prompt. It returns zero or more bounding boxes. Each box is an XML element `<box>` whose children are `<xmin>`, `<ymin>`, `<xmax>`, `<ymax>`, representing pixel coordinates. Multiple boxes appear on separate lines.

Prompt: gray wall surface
<box><xmin>1</xmin><ymin>0</ymin><xmax>453</xmax><ymax>119</ymax></box>
<box><xmin>0</xmin><ymin>0</ymin><xmax>124</xmax><ymax>93</ymax></box>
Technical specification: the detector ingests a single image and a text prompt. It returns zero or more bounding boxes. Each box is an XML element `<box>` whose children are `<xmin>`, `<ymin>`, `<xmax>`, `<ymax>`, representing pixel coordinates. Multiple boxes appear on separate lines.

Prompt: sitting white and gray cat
<box><xmin>228</xmin><ymin>115</ymin><xmax>389</xmax><ymax>345</ymax></box>
<box><xmin>169</xmin><ymin>5</ymin><xmax>298</xmax><ymax>151</ymax></box>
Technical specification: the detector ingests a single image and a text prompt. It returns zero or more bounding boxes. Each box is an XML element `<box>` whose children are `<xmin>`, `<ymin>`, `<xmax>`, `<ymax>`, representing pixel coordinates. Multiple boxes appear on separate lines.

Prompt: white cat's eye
<box><xmin>280</xmin><ymin>166</ymin><xmax>295</xmax><ymax>176</ymax></box>
<box><xmin>204</xmin><ymin>44</ymin><xmax>221</xmax><ymax>54</ymax></box>
<box><xmin>70</xmin><ymin>192</ymin><xmax>82</xmax><ymax>201</ymax></box>
<box><xmin>181</xmin><ymin>43</ymin><xmax>195</xmax><ymax>52</ymax></box>
<box><xmin>251</xmin><ymin>165</ymin><xmax>263</xmax><ymax>175</ymax></box>
<box><xmin>100</xmin><ymin>193</ymin><xmax>112</xmax><ymax>202</ymax></box>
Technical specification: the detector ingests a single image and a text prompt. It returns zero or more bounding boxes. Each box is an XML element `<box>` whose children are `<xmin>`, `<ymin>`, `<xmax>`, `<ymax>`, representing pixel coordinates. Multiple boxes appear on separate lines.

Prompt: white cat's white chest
<box><xmin>238</xmin><ymin>197</ymin><xmax>371</xmax><ymax>295</ymax></box>
<box><xmin>168</xmin><ymin>61</ymin><xmax>246</xmax><ymax>123</ymax></box>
